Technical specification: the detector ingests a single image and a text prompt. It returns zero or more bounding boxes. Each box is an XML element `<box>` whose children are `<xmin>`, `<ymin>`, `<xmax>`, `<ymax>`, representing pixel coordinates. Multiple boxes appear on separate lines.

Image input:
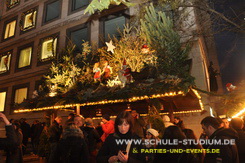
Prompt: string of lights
<box><xmin>14</xmin><ymin>89</ymin><xmax>204</xmax><ymax>113</ymax></box>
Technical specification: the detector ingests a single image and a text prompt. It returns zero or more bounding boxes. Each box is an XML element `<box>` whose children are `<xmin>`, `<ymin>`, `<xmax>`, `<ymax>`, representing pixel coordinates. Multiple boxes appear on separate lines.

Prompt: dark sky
<box><xmin>212</xmin><ymin>0</ymin><xmax>245</xmax><ymax>87</ymax></box>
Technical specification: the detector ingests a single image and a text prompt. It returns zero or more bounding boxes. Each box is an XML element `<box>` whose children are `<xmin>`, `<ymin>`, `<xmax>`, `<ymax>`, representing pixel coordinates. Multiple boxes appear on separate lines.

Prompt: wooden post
<box><xmin>76</xmin><ymin>104</ymin><xmax>80</xmax><ymax>115</ymax></box>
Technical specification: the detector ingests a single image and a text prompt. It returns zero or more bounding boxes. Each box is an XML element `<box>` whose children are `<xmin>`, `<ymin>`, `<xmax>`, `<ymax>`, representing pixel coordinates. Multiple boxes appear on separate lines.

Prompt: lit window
<box><xmin>21</xmin><ymin>9</ymin><xmax>37</xmax><ymax>31</ymax></box>
<box><xmin>40</xmin><ymin>37</ymin><xmax>57</xmax><ymax>61</ymax></box>
<box><xmin>71</xmin><ymin>0</ymin><xmax>89</xmax><ymax>11</ymax></box>
<box><xmin>104</xmin><ymin>16</ymin><xmax>126</xmax><ymax>41</ymax></box>
<box><xmin>4</xmin><ymin>20</ymin><xmax>16</xmax><ymax>39</ymax></box>
<box><xmin>6</xmin><ymin>0</ymin><xmax>19</xmax><ymax>9</ymax></box>
<box><xmin>14</xmin><ymin>87</ymin><xmax>27</xmax><ymax>104</ymax></box>
<box><xmin>70</xmin><ymin>27</ymin><xmax>88</xmax><ymax>51</ymax></box>
<box><xmin>0</xmin><ymin>91</ymin><xmax>7</xmax><ymax>112</ymax></box>
<box><xmin>0</xmin><ymin>53</ymin><xmax>11</xmax><ymax>73</ymax></box>
<box><xmin>18</xmin><ymin>47</ymin><xmax>32</xmax><ymax>68</ymax></box>
<box><xmin>45</xmin><ymin>0</ymin><xmax>61</xmax><ymax>22</ymax></box>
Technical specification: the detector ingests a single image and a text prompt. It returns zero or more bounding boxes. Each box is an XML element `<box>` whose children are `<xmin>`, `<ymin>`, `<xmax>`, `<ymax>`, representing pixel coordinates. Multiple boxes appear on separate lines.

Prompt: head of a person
<box><xmin>230</xmin><ymin>118</ymin><xmax>244</xmax><ymax>130</ymax></box>
<box><xmin>13</xmin><ymin>120</ymin><xmax>21</xmax><ymax>130</ymax></box>
<box><xmin>162</xmin><ymin>115</ymin><xmax>171</xmax><ymax>122</ymax></box>
<box><xmin>115</xmin><ymin>111</ymin><xmax>134</xmax><ymax>135</ymax></box>
<box><xmin>215</xmin><ymin>117</ymin><xmax>223</xmax><ymax>128</ymax></box>
<box><xmin>102</xmin><ymin>114</ymin><xmax>110</xmax><ymax>123</ymax></box>
<box><xmin>85</xmin><ymin>118</ymin><xmax>93</xmax><ymax>127</ymax></box>
<box><xmin>68</xmin><ymin>113</ymin><xmax>75</xmax><ymax>120</ymax></box>
<box><xmin>33</xmin><ymin>120</ymin><xmax>39</xmax><ymax>124</ymax></box>
<box><xmin>62</xmin><ymin>123</ymin><xmax>84</xmax><ymax>139</ymax></box>
<box><xmin>201</xmin><ymin>116</ymin><xmax>220</xmax><ymax>137</ymax></box>
<box><xmin>146</xmin><ymin>128</ymin><xmax>159</xmax><ymax>139</ymax></box>
<box><xmin>131</xmin><ymin>110</ymin><xmax>137</xmax><ymax>118</ymax></box>
<box><xmin>173</xmin><ymin>117</ymin><xmax>181</xmax><ymax>124</ymax></box>
<box><xmin>163</xmin><ymin>126</ymin><xmax>186</xmax><ymax>140</ymax></box>
<box><xmin>221</xmin><ymin>118</ymin><xmax>229</xmax><ymax>128</ymax></box>
<box><xmin>55</xmin><ymin>116</ymin><xmax>62</xmax><ymax>124</ymax></box>
<box><xmin>74</xmin><ymin>115</ymin><xmax>83</xmax><ymax>127</ymax></box>
<box><xmin>182</xmin><ymin>128</ymin><xmax>197</xmax><ymax>140</ymax></box>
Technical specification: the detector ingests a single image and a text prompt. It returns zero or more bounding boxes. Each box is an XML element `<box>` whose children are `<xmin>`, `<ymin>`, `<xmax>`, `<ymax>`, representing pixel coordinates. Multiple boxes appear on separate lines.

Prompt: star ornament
<box><xmin>106</xmin><ymin>40</ymin><xmax>116</xmax><ymax>54</ymax></box>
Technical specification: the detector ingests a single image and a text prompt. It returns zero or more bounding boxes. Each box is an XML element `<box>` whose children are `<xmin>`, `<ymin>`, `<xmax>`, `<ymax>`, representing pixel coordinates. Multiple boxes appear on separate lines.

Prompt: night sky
<box><xmin>212</xmin><ymin>0</ymin><xmax>245</xmax><ymax>88</ymax></box>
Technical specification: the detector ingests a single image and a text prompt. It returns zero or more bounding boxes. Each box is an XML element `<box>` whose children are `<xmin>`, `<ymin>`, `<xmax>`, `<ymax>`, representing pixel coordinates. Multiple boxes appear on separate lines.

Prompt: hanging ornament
<box><xmin>226</xmin><ymin>83</ymin><xmax>236</xmax><ymax>92</ymax></box>
<box><xmin>106</xmin><ymin>40</ymin><xmax>116</xmax><ymax>54</ymax></box>
<box><xmin>141</xmin><ymin>44</ymin><xmax>150</xmax><ymax>54</ymax></box>
<box><xmin>125</xmin><ymin>104</ymin><xmax>132</xmax><ymax>112</ymax></box>
<box><xmin>96</xmin><ymin>109</ymin><xmax>102</xmax><ymax>117</ymax></box>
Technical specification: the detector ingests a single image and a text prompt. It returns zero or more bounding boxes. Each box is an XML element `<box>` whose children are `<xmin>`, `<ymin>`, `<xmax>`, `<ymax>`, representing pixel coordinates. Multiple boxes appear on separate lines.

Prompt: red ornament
<box><xmin>226</xmin><ymin>83</ymin><xmax>236</xmax><ymax>92</ymax></box>
<box><xmin>141</xmin><ymin>44</ymin><xmax>150</xmax><ymax>54</ymax></box>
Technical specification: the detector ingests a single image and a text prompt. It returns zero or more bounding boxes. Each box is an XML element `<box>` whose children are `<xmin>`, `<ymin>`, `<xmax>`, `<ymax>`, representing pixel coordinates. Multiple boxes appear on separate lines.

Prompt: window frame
<box><xmin>68</xmin><ymin>0</ymin><xmax>90</xmax><ymax>14</ymax></box>
<box><xmin>66</xmin><ymin>23</ymin><xmax>90</xmax><ymax>53</ymax></box>
<box><xmin>6</xmin><ymin>0</ymin><xmax>20</xmax><ymax>10</ymax></box>
<box><xmin>0</xmin><ymin>88</ymin><xmax>8</xmax><ymax>113</ymax></box>
<box><xmin>0</xmin><ymin>50</ymin><xmax>12</xmax><ymax>75</ymax></box>
<box><xmin>99</xmin><ymin>11</ymin><xmax>129</xmax><ymax>46</ymax></box>
<box><xmin>16</xmin><ymin>42</ymin><xmax>33</xmax><ymax>72</ymax></box>
<box><xmin>12</xmin><ymin>83</ymin><xmax>30</xmax><ymax>106</ymax></box>
<box><xmin>43</xmin><ymin>0</ymin><xmax>62</xmax><ymax>25</ymax></box>
<box><xmin>2</xmin><ymin>17</ymin><xmax>18</xmax><ymax>41</ymax></box>
<box><xmin>20</xmin><ymin>7</ymin><xmax>38</xmax><ymax>33</ymax></box>
<box><xmin>37</xmin><ymin>33</ymin><xmax>59</xmax><ymax>65</ymax></box>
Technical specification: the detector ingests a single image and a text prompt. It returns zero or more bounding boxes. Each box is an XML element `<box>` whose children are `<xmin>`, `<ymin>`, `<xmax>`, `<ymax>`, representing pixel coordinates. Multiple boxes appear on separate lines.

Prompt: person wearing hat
<box><xmin>145</xmin><ymin>128</ymin><xmax>159</xmax><ymax>148</ymax></box>
<box><xmin>144</xmin><ymin>128</ymin><xmax>159</xmax><ymax>162</ymax></box>
<box><xmin>100</xmin><ymin>114</ymin><xmax>114</xmax><ymax>142</ymax></box>
<box><xmin>162</xmin><ymin>115</ymin><xmax>174</xmax><ymax>128</ymax></box>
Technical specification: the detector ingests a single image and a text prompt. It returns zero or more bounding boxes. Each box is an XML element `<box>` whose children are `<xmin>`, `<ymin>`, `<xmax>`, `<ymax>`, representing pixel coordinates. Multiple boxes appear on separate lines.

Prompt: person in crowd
<box><xmin>96</xmin><ymin>122</ymin><xmax>104</xmax><ymax>137</ymax></box>
<box><xmin>97</xmin><ymin>111</ymin><xmax>144</xmax><ymax>163</ymax></box>
<box><xmin>221</xmin><ymin>118</ymin><xmax>230</xmax><ymax>128</ymax></box>
<box><xmin>183</xmin><ymin>128</ymin><xmax>205</xmax><ymax>163</ymax></box>
<box><xmin>74</xmin><ymin>115</ymin><xmax>84</xmax><ymax>129</ymax></box>
<box><xmin>74</xmin><ymin>115</ymin><xmax>85</xmax><ymax>138</ymax></box>
<box><xmin>83</xmin><ymin>118</ymin><xmax>101</xmax><ymax>163</ymax></box>
<box><xmin>173</xmin><ymin>116</ymin><xmax>185</xmax><ymax>130</ymax></box>
<box><xmin>65</xmin><ymin>112</ymin><xmax>76</xmax><ymax>125</ymax></box>
<box><xmin>19</xmin><ymin>118</ymin><xmax>31</xmax><ymax>154</ymax></box>
<box><xmin>100</xmin><ymin>114</ymin><xmax>114</xmax><ymax>142</ymax></box>
<box><xmin>0</xmin><ymin>113</ymin><xmax>18</xmax><ymax>162</ymax></box>
<box><xmin>37</xmin><ymin>123</ymin><xmax>50</xmax><ymax>161</ymax></box>
<box><xmin>6</xmin><ymin>119</ymin><xmax>23</xmax><ymax>163</ymax></box>
<box><xmin>230</xmin><ymin>118</ymin><xmax>245</xmax><ymax>163</ymax></box>
<box><xmin>31</xmin><ymin>120</ymin><xmax>43</xmax><ymax>155</ymax></box>
<box><xmin>200</xmin><ymin>116</ymin><xmax>239</xmax><ymax>163</ymax></box>
<box><xmin>48</xmin><ymin>116</ymin><xmax>63</xmax><ymax>163</ymax></box>
<box><xmin>49</xmin><ymin>123</ymin><xmax>89</xmax><ymax>163</ymax></box>
<box><xmin>131</xmin><ymin>110</ymin><xmax>146</xmax><ymax>138</ymax></box>
<box><xmin>154</xmin><ymin>126</ymin><xmax>195</xmax><ymax>163</ymax></box>
<box><xmin>162</xmin><ymin>115</ymin><xmax>174</xmax><ymax>128</ymax></box>
<box><xmin>144</xmin><ymin>128</ymin><xmax>159</xmax><ymax>162</ymax></box>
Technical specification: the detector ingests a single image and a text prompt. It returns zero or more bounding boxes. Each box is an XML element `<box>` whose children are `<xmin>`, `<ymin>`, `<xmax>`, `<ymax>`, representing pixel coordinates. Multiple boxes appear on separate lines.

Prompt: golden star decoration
<box><xmin>106</xmin><ymin>40</ymin><xmax>116</xmax><ymax>54</ymax></box>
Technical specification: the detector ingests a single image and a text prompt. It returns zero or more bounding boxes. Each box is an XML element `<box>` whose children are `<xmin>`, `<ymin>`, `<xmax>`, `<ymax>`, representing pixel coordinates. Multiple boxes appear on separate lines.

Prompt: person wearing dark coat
<box><xmin>0</xmin><ymin>113</ymin><xmax>18</xmax><ymax>162</ymax></box>
<box><xmin>31</xmin><ymin>120</ymin><xmax>43</xmax><ymax>155</ymax></box>
<box><xmin>20</xmin><ymin>118</ymin><xmax>31</xmax><ymax>154</ymax></box>
<box><xmin>49</xmin><ymin>123</ymin><xmax>89</xmax><ymax>163</ymax></box>
<box><xmin>48</xmin><ymin>116</ymin><xmax>63</xmax><ymax>163</ymax></box>
<box><xmin>201</xmin><ymin>116</ymin><xmax>239</xmax><ymax>163</ymax></box>
<box><xmin>230</xmin><ymin>118</ymin><xmax>245</xmax><ymax>163</ymax></box>
<box><xmin>83</xmin><ymin>118</ymin><xmax>100</xmax><ymax>163</ymax></box>
<box><xmin>97</xmin><ymin>111</ymin><xmax>144</xmax><ymax>163</ymax></box>
<box><xmin>154</xmin><ymin>126</ymin><xmax>196</xmax><ymax>163</ymax></box>
<box><xmin>131</xmin><ymin>110</ymin><xmax>146</xmax><ymax>138</ymax></box>
<box><xmin>6</xmin><ymin>120</ymin><xmax>23</xmax><ymax>163</ymax></box>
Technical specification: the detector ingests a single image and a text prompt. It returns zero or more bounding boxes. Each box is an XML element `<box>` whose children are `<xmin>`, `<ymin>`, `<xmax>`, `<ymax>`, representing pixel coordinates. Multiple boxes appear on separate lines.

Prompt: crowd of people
<box><xmin>0</xmin><ymin>110</ymin><xmax>245</xmax><ymax>163</ymax></box>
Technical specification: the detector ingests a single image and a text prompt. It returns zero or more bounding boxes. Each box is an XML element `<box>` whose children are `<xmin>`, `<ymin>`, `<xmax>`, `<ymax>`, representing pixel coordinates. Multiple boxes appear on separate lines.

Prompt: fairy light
<box><xmin>14</xmin><ymin>91</ymin><xmax>196</xmax><ymax>113</ymax></box>
<box><xmin>232</xmin><ymin>108</ymin><xmax>245</xmax><ymax>118</ymax></box>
